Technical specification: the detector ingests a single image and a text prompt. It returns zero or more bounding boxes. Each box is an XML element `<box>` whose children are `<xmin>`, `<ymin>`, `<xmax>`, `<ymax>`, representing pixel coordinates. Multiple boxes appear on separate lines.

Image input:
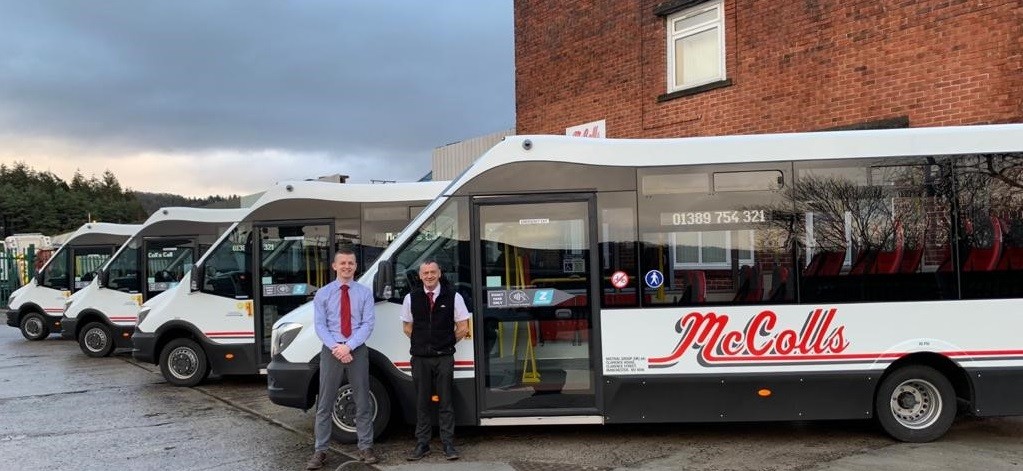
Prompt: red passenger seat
<box><xmin>963</xmin><ymin>217</ymin><xmax>1003</xmax><ymax>272</ymax></box>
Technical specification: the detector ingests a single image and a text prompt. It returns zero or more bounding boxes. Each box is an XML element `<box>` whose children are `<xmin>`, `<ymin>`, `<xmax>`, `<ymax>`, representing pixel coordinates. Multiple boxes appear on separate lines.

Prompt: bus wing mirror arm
<box><xmin>190</xmin><ymin>262</ymin><xmax>204</xmax><ymax>292</ymax></box>
<box><xmin>373</xmin><ymin>259</ymin><xmax>394</xmax><ymax>301</ymax></box>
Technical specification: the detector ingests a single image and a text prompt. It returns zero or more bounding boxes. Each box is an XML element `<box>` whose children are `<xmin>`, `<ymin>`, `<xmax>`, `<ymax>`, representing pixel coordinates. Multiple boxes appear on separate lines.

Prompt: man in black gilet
<box><xmin>400</xmin><ymin>260</ymin><xmax>470</xmax><ymax>461</ymax></box>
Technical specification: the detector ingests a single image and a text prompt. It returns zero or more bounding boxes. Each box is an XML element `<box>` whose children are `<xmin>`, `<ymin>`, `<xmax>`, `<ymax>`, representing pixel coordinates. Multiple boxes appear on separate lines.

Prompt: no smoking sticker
<box><xmin>611</xmin><ymin>270</ymin><xmax>629</xmax><ymax>289</ymax></box>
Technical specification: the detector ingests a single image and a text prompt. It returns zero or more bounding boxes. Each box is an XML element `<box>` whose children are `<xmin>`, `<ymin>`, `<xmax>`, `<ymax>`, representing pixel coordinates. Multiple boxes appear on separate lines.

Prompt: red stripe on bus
<box><xmin>393</xmin><ymin>361</ymin><xmax>475</xmax><ymax>367</ymax></box>
<box><xmin>648</xmin><ymin>349</ymin><xmax>1023</xmax><ymax>364</ymax></box>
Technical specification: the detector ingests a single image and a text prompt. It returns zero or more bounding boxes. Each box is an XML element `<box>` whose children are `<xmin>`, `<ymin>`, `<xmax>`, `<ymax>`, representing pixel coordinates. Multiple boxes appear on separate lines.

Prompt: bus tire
<box><xmin>20</xmin><ymin>312</ymin><xmax>49</xmax><ymax>341</ymax></box>
<box><xmin>875</xmin><ymin>365</ymin><xmax>956</xmax><ymax>443</ymax></box>
<box><xmin>79</xmin><ymin>322</ymin><xmax>115</xmax><ymax>357</ymax></box>
<box><xmin>330</xmin><ymin>375</ymin><xmax>391</xmax><ymax>444</ymax></box>
<box><xmin>159</xmin><ymin>338</ymin><xmax>209</xmax><ymax>387</ymax></box>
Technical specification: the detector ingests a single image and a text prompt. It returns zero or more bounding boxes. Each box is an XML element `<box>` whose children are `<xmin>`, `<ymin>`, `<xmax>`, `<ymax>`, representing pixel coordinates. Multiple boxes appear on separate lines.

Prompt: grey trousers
<box><xmin>314</xmin><ymin>345</ymin><xmax>373</xmax><ymax>451</ymax></box>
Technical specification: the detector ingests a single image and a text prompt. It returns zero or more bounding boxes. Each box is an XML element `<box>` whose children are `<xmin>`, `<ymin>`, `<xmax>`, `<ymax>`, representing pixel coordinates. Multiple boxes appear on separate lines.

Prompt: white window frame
<box><xmin>673</xmin><ymin>229</ymin><xmax>754</xmax><ymax>269</ymax></box>
<box><xmin>666</xmin><ymin>0</ymin><xmax>726</xmax><ymax>92</ymax></box>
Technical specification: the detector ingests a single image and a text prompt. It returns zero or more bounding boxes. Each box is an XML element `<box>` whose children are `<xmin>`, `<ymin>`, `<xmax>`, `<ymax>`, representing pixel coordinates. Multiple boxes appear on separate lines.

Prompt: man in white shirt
<box><xmin>400</xmin><ymin>260</ymin><xmax>469</xmax><ymax>461</ymax></box>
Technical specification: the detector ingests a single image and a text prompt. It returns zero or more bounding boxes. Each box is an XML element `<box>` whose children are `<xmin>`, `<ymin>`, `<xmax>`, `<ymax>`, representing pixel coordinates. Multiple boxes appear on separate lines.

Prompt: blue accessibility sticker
<box><xmin>644</xmin><ymin>270</ymin><xmax>664</xmax><ymax>289</ymax></box>
<box><xmin>533</xmin><ymin>289</ymin><xmax>554</xmax><ymax>306</ymax></box>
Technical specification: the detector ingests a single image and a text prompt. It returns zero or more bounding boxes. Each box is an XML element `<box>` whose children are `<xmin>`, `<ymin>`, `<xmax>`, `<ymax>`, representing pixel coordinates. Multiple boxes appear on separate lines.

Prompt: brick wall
<box><xmin>515</xmin><ymin>0</ymin><xmax>1023</xmax><ymax>136</ymax></box>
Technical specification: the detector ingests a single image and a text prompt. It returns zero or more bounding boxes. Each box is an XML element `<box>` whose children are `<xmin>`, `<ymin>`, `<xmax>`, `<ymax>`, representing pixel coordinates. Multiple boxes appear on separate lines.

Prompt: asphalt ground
<box><xmin>1</xmin><ymin>326</ymin><xmax>1021</xmax><ymax>471</ymax></box>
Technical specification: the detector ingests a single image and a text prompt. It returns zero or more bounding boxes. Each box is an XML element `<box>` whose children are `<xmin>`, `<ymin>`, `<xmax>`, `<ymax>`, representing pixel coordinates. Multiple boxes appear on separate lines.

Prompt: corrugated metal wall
<box><xmin>432</xmin><ymin>128</ymin><xmax>514</xmax><ymax>180</ymax></box>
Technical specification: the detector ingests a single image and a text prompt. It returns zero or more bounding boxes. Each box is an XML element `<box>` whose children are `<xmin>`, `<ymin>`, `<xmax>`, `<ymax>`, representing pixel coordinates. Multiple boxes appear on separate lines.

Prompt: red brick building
<box><xmin>514</xmin><ymin>0</ymin><xmax>1023</xmax><ymax>136</ymax></box>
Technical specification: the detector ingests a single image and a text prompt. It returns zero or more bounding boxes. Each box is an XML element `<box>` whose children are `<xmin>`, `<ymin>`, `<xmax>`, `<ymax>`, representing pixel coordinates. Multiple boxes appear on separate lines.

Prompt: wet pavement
<box><xmin>2</xmin><ymin>326</ymin><xmax>1022</xmax><ymax>470</ymax></box>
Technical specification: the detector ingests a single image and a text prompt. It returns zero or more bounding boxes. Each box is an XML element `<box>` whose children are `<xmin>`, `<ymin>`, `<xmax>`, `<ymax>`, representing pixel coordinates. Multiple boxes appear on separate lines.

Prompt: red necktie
<box><xmin>340</xmin><ymin>284</ymin><xmax>352</xmax><ymax>338</ymax></box>
<box><xmin>427</xmin><ymin>290</ymin><xmax>435</xmax><ymax>311</ymax></box>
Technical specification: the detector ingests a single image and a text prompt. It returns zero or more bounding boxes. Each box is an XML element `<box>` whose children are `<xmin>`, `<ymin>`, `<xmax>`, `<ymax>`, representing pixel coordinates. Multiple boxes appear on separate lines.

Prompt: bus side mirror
<box><xmin>34</xmin><ymin>272</ymin><xmax>44</xmax><ymax>285</ymax></box>
<box><xmin>190</xmin><ymin>263</ymin><xmax>204</xmax><ymax>292</ymax></box>
<box><xmin>97</xmin><ymin>269</ymin><xmax>109</xmax><ymax>288</ymax></box>
<box><xmin>373</xmin><ymin>259</ymin><xmax>393</xmax><ymax>300</ymax></box>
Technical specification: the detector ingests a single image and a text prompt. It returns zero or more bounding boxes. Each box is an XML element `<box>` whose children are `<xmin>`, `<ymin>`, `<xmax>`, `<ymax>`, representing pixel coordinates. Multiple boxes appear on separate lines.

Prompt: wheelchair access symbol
<box><xmin>644</xmin><ymin>270</ymin><xmax>664</xmax><ymax>289</ymax></box>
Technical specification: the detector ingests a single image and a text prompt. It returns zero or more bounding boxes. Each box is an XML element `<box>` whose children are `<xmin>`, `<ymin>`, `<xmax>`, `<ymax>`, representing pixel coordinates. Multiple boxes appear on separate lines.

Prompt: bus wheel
<box><xmin>876</xmin><ymin>365</ymin><xmax>956</xmax><ymax>443</ymax></box>
<box><xmin>331</xmin><ymin>376</ymin><xmax>391</xmax><ymax>444</ymax></box>
<box><xmin>79</xmin><ymin>322</ymin><xmax>115</xmax><ymax>357</ymax></box>
<box><xmin>20</xmin><ymin>313</ymin><xmax>49</xmax><ymax>341</ymax></box>
<box><xmin>159</xmin><ymin>338</ymin><xmax>209</xmax><ymax>387</ymax></box>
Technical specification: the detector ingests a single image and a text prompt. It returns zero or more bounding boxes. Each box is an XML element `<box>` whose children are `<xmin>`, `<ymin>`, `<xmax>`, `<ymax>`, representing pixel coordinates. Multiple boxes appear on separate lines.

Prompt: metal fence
<box><xmin>1</xmin><ymin>246</ymin><xmax>39</xmax><ymax>307</ymax></box>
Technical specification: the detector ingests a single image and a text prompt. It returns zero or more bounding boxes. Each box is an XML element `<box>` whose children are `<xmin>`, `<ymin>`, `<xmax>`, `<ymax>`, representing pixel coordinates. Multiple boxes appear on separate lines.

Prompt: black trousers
<box><xmin>411</xmin><ymin>354</ymin><xmax>455</xmax><ymax>445</ymax></box>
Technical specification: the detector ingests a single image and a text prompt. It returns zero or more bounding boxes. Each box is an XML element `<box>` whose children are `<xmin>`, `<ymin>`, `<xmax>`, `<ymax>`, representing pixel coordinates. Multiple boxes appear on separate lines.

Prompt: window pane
<box><xmin>392</xmin><ymin>197</ymin><xmax>471</xmax><ymax>306</ymax></box>
<box><xmin>42</xmin><ymin>247</ymin><xmax>69</xmax><ymax>290</ymax></box>
<box><xmin>675</xmin><ymin>28</ymin><xmax>720</xmax><ymax>87</ymax></box>
<box><xmin>673</xmin><ymin>8</ymin><xmax>718</xmax><ymax>32</ymax></box>
<box><xmin>795</xmin><ymin>158</ymin><xmax>952</xmax><ymax>303</ymax></box>
<box><xmin>107</xmin><ymin>243</ymin><xmax>141</xmax><ymax>293</ymax></box>
<box><xmin>203</xmin><ymin>223</ymin><xmax>253</xmax><ymax>299</ymax></box>
<box><xmin>737</xmin><ymin>230</ymin><xmax>753</xmax><ymax>260</ymax></box>
<box><xmin>714</xmin><ymin>171</ymin><xmax>783</xmax><ymax>192</ymax></box>
<box><xmin>701</xmin><ymin>231</ymin><xmax>727</xmax><ymax>263</ymax></box>
<box><xmin>676</xmin><ymin>232</ymin><xmax>699</xmax><ymax>263</ymax></box>
<box><xmin>73</xmin><ymin>247</ymin><xmax>112</xmax><ymax>290</ymax></box>
<box><xmin>956</xmin><ymin>153</ymin><xmax>1023</xmax><ymax>299</ymax></box>
<box><xmin>598</xmin><ymin>192</ymin><xmax>639</xmax><ymax>307</ymax></box>
<box><xmin>639</xmin><ymin>164</ymin><xmax>795</xmax><ymax>307</ymax></box>
<box><xmin>642</xmin><ymin>173</ymin><xmax>709</xmax><ymax>195</ymax></box>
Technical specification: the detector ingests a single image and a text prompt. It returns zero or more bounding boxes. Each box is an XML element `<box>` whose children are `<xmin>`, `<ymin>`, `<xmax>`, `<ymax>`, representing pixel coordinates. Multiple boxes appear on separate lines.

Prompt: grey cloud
<box><xmin>0</xmin><ymin>0</ymin><xmax>514</xmax><ymax>176</ymax></box>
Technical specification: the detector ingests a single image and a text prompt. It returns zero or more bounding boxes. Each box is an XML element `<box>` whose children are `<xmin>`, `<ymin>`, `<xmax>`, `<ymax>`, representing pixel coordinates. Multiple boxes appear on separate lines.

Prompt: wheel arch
<box><xmin>877</xmin><ymin>352</ymin><xmax>972</xmax><ymax>411</ymax></box>
<box><xmin>75</xmin><ymin>309</ymin><xmax>110</xmax><ymax>338</ymax></box>
<box><xmin>154</xmin><ymin>321</ymin><xmax>206</xmax><ymax>362</ymax></box>
<box><xmin>15</xmin><ymin>302</ymin><xmax>46</xmax><ymax>324</ymax></box>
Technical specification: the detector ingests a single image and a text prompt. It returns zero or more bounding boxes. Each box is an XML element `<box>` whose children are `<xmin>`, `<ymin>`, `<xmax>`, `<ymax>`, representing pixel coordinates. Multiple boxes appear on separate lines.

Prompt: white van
<box><xmin>132</xmin><ymin>180</ymin><xmax>448</xmax><ymax>386</ymax></box>
<box><xmin>62</xmin><ymin>207</ymin><xmax>248</xmax><ymax>357</ymax></box>
<box><xmin>4</xmin><ymin>223</ymin><xmax>141</xmax><ymax>340</ymax></box>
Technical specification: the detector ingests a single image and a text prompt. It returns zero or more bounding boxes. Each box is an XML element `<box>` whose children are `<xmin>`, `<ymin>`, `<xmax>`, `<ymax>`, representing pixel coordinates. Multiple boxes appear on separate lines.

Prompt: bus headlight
<box><xmin>137</xmin><ymin>307</ymin><xmax>151</xmax><ymax>326</ymax></box>
<box><xmin>271</xmin><ymin>322</ymin><xmax>303</xmax><ymax>357</ymax></box>
<box><xmin>63</xmin><ymin>298</ymin><xmax>74</xmax><ymax>314</ymax></box>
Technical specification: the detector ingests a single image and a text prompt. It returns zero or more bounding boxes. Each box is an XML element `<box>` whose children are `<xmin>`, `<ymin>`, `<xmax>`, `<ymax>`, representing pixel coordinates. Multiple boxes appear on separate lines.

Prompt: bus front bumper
<box><xmin>4</xmin><ymin>309</ymin><xmax>16</xmax><ymax>327</ymax></box>
<box><xmin>113</xmin><ymin>324</ymin><xmax>135</xmax><ymax>349</ymax></box>
<box><xmin>60</xmin><ymin>317</ymin><xmax>77</xmax><ymax>339</ymax></box>
<box><xmin>267</xmin><ymin>358</ymin><xmax>317</xmax><ymax>411</ymax></box>
<box><xmin>132</xmin><ymin>330</ymin><xmax>157</xmax><ymax>364</ymax></box>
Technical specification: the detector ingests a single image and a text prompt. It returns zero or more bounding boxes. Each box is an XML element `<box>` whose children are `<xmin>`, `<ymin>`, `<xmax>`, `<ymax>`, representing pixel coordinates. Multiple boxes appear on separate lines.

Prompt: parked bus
<box><xmin>4</xmin><ymin>223</ymin><xmax>141</xmax><ymax>340</ymax></box>
<box><xmin>132</xmin><ymin>181</ymin><xmax>448</xmax><ymax>386</ymax></box>
<box><xmin>267</xmin><ymin>124</ymin><xmax>1023</xmax><ymax>444</ymax></box>
<box><xmin>62</xmin><ymin>207</ymin><xmax>248</xmax><ymax>357</ymax></box>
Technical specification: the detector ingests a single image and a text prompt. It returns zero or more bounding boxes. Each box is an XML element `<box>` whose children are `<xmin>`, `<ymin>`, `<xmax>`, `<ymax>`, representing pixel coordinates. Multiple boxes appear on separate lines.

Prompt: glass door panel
<box><xmin>255</xmin><ymin>223</ymin><xmax>332</xmax><ymax>365</ymax></box>
<box><xmin>143</xmin><ymin>238</ymin><xmax>195</xmax><ymax>299</ymax></box>
<box><xmin>71</xmin><ymin>246</ymin><xmax>115</xmax><ymax>291</ymax></box>
<box><xmin>476</xmin><ymin>200</ymin><xmax>597</xmax><ymax>413</ymax></box>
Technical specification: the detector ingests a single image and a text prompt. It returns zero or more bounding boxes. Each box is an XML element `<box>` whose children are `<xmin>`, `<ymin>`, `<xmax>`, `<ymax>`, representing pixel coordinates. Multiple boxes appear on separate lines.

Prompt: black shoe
<box><xmin>443</xmin><ymin>443</ymin><xmax>460</xmax><ymax>460</ymax></box>
<box><xmin>406</xmin><ymin>443</ymin><xmax>430</xmax><ymax>461</ymax></box>
<box><xmin>305</xmin><ymin>451</ymin><xmax>327</xmax><ymax>470</ymax></box>
<box><xmin>358</xmin><ymin>448</ymin><xmax>379</xmax><ymax>465</ymax></box>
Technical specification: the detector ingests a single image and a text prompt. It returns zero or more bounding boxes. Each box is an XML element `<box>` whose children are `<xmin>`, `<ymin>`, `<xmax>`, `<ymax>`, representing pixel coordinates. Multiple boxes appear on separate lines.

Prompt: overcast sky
<box><xmin>0</xmin><ymin>1</ymin><xmax>514</xmax><ymax>197</ymax></box>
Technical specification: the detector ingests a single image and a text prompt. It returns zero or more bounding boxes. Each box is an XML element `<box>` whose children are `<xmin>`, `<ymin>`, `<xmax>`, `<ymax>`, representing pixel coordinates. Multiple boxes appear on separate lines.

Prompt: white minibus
<box><xmin>269</xmin><ymin>124</ymin><xmax>1023</xmax><ymax>444</ymax></box>
<box><xmin>62</xmin><ymin>207</ymin><xmax>247</xmax><ymax>357</ymax></box>
<box><xmin>4</xmin><ymin>223</ymin><xmax>140</xmax><ymax>340</ymax></box>
<box><xmin>132</xmin><ymin>181</ymin><xmax>447</xmax><ymax>386</ymax></box>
